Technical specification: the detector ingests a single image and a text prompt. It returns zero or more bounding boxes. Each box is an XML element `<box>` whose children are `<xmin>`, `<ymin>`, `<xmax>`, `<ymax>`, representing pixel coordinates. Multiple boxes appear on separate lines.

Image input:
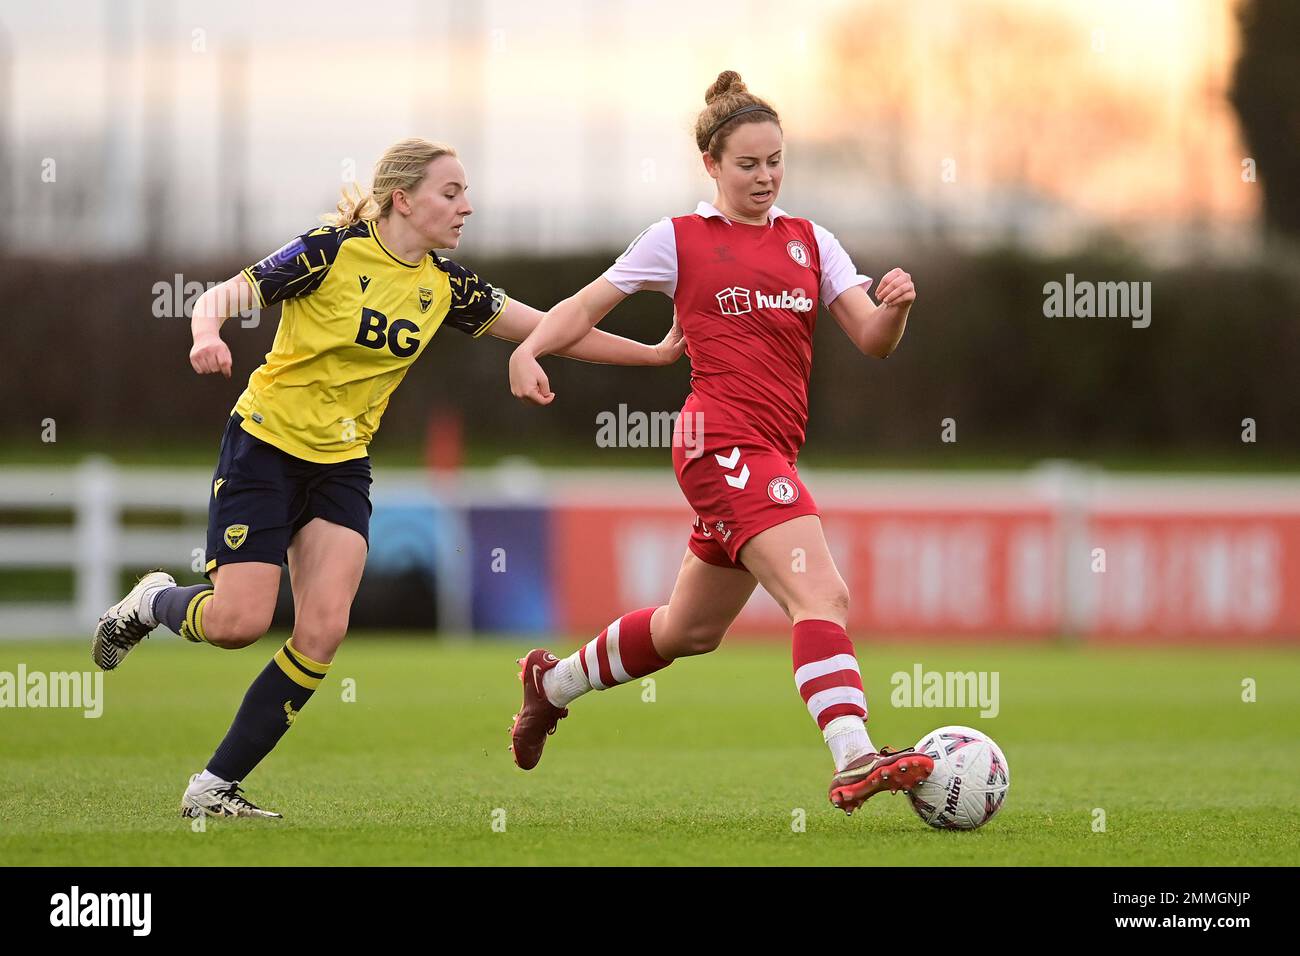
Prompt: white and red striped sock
<box><xmin>793</xmin><ymin>619</ymin><xmax>874</xmax><ymax>771</ymax></box>
<box><xmin>543</xmin><ymin>607</ymin><xmax>669</xmax><ymax>707</ymax></box>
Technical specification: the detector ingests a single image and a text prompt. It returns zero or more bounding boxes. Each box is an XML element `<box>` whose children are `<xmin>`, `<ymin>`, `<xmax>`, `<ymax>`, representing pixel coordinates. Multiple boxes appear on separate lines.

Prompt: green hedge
<box><xmin>3</xmin><ymin>244</ymin><xmax>1297</xmax><ymax>462</ymax></box>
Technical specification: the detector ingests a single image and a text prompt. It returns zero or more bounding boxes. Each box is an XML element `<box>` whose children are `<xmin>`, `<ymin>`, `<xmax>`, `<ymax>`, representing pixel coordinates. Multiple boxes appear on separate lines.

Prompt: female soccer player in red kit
<box><xmin>508</xmin><ymin>71</ymin><xmax>928</xmax><ymax>813</ymax></box>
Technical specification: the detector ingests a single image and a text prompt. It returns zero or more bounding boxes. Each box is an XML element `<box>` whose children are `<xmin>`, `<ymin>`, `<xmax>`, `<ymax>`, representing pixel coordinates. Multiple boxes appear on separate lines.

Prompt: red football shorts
<box><xmin>672</xmin><ymin>435</ymin><xmax>820</xmax><ymax>571</ymax></box>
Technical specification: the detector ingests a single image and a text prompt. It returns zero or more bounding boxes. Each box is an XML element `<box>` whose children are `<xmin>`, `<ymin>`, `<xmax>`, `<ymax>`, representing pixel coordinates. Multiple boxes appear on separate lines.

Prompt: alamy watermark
<box><xmin>890</xmin><ymin>664</ymin><xmax>999</xmax><ymax>718</ymax></box>
<box><xmin>0</xmin><ymin>666</ymin><xmax>103</xmax><ymax>718</ymax></box>
<box><xmin>152</xmin><ymin>273</ymin><xmax>261</xmax><ymax>328</ymax></box>
<box><xmin>49</xmin><ymin>886</ymin><xmax>150</xmax><ymax>935</ymax></box>
<box><xmin>1043</xmin><ymin>273</ymin><xmax>1151</xmax><ymax>329</ymax></box>
<box><xmin>595</xmin><ymin>403</ymin><xmax>705</xmax><ymax>458</ymax></box>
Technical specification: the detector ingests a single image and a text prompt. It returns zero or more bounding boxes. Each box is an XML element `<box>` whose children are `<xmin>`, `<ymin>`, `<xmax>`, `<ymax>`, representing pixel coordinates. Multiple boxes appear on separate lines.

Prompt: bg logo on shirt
<box><xmin>355</xmin><ymin>307</ymin><xmax>421</xmax><ymax>357</ymax></box>
<box><xmin>715</xmin><ymin>287</ymin><xmax>813</xmax><ymax>315</ymax></box>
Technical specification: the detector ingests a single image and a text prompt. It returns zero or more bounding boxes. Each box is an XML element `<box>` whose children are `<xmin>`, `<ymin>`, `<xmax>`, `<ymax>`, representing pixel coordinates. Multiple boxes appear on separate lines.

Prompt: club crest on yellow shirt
<box><xmin>224</xmin><ymin>524</ymin><xmax>249</xmax><ymax>550</ymax></box>
<box><xmin>418</xmin><ymin>287</ymin><xmax>433</xmax><ymax>313</ymax></box>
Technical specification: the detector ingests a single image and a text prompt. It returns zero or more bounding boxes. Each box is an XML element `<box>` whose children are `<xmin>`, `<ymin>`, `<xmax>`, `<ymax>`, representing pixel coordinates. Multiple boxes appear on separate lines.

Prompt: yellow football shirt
<box><xmin>235</xmin><ymin>220</ymin><xmax>507</xmax><ymax>463</ymax></box>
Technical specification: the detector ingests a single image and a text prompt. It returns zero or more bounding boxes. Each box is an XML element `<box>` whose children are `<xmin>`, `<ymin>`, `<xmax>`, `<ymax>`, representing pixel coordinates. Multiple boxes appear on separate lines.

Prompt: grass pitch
<box><xmin>1</xmin><ymin>635</ymin><xmax>1297</xmax><ymax>866</ymax></box>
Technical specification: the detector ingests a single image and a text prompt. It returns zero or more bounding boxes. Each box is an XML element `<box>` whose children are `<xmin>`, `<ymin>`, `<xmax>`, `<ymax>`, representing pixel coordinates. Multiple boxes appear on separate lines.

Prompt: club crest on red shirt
<box><xmin>786</xmin><ymin>240</ymin><xmax>810</xmax><ymax>268</ymax></box>
<box><xmin>768</xmin><ymin>476</ymin><xmax>799</xmax><ymax>504</ymax></box>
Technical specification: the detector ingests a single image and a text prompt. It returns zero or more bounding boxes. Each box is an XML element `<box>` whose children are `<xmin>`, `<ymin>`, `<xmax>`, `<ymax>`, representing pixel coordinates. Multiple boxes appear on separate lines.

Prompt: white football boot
<box><xmin>179</xmin><ymin>773</ymin><xmax>283</xmax><ymax>819</ymax></box>
<box><xmin>91</xmin><ymin>569</ymin><xmax>175</xmax><ymax>671</ymax></box>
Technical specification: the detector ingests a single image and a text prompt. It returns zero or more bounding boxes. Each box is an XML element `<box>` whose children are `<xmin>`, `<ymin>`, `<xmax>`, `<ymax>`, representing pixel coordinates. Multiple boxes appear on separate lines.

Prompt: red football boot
<box><xmin>509</xmin><ymin>649</ymin><xmax>569</xmax><ymax>770</ymax></box>
<box><xmin>828</xmin><ymin>746</ymin><xmax>935</xmax><ymax>815</ymax></box>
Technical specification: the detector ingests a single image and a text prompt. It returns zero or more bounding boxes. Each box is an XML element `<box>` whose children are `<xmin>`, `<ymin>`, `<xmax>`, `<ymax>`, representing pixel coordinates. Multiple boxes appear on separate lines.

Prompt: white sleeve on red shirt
<box><xmin>602</xmin><ymin>219</ymin><xmax>678</xmax><ymax>297</ymax></box>
<box><xmin>812</xmin><ymin>222</ymin><xmax>872</xmax><ymax>305</ymax></box>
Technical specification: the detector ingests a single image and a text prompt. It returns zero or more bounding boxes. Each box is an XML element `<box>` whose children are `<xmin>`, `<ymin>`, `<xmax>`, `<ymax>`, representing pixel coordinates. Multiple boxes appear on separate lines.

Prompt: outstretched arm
<box><xmin>508</xmin><ymin>278</ymin><xmax>654</xmax><ymax>405</ymax></box>
<box><xmin>828</xmin><ymin>268</ymin><xmax>915</xmax><ymax>359</ymax></box>
<box><xmin>488</xmin><ymin>295</ymin><xmax>682</xmax><ymax>368</ymax></box>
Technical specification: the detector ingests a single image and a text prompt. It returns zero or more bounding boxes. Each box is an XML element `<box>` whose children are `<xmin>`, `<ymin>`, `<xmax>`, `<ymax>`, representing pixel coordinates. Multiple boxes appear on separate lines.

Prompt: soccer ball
<box><xmin>908</xmin><ymin>726</ymin><xmax>1010</xmax><ymax>830</ymax></box>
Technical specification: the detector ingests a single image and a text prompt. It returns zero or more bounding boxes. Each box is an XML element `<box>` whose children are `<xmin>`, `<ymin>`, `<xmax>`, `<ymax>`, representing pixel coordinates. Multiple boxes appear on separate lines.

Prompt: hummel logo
<box><xmin>714</xmin><ymin>446</ymin><xmax>749</xmax><ymax>489</ymax></box>
<box><xmin>359</xmin><ymin>275</ymin><xmax>371</xmax><ymax>292</ymax></box>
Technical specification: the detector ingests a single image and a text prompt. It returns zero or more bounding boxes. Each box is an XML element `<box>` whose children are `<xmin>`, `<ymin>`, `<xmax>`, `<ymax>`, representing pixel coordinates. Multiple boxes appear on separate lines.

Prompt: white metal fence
<box><xmin>3</xmin><ymin>459</ymin><xmax>1300</xmax><ymax>640</ymax></box>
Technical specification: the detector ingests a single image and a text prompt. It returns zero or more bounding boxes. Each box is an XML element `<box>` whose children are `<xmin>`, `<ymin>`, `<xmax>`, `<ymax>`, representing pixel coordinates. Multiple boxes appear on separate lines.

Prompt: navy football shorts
<box><xmin>204</xmin><ymin>414</ymin><xmax>372</xmax><ymax>577</ymax></box>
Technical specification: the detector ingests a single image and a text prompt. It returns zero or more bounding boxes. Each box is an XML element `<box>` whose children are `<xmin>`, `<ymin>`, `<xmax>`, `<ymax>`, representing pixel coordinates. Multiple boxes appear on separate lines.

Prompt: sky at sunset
<box><xmin>0</xmin><ymin>0</ymin><xmax>1259</xmax><ymax>257</ymax></box>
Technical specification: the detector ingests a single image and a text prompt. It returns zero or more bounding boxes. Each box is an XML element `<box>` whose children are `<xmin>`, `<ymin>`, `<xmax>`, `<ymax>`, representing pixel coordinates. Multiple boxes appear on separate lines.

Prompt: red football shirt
<box><xmin>604</xmin><ymin>202</ymin><xmax>871</xmax><ymax>461</ymax></box>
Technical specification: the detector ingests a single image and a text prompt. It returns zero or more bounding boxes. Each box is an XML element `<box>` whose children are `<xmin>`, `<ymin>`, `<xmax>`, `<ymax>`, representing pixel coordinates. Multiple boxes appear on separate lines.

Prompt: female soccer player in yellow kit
<box><xmin>92</xmin><ymin>138</ymin><xmax>684</xmax><ymax>818</ymax></box>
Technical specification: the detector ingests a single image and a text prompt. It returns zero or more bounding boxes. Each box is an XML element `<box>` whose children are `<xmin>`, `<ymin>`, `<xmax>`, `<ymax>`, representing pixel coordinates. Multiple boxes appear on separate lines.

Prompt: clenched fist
<box><xmin>190</xmin><ymin>332</ymin><xmax>232</xmax><ymax>378</ymax></box>
<box><xmin>874</xmin><ymin>268</ymin><xmax>915</xmax><ymax>307</ymax></box>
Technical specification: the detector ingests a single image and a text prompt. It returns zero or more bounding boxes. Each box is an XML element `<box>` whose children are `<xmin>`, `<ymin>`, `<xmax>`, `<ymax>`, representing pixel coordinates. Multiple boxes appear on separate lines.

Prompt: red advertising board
<box><xmin>1080</xmin><ymin>512</ymin><xmax>1300</xmax><ymax>642</ymax></box>
<box><xmin>550</xmin><ymin>499</ymin><xmax>1300</xmax><ymax>642</ymax></box>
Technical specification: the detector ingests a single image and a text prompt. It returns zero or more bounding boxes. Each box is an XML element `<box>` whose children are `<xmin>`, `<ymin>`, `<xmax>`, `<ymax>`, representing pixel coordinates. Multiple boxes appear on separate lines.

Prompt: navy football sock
<box><xmin>152</xmin><ymin>584</ymin><xmax>215</xmax><ymax>643</ymax></box>
<box><xmin>206</xmin><ymin>640</ymin><xmax>331</xmax><ymax>782</ymax></box>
